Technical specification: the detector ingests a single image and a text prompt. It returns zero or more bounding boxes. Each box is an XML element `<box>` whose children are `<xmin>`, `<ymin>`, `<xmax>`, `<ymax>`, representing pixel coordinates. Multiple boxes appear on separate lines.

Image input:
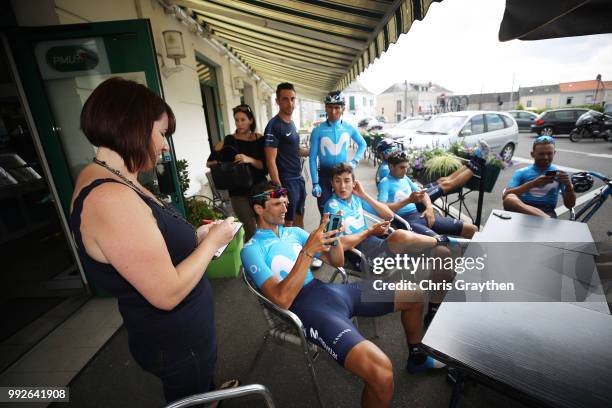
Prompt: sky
<box><xmin>357</xmin><ymin>0</ymin><xmax>612</xmax><ymax>95</ymax></box>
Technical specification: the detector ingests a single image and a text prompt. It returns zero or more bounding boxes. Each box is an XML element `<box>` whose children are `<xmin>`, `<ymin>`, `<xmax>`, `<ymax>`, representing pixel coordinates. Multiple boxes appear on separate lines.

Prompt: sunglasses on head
<box><xmin>233</xmin><ymin>104</ymin><xmax>252</xmax><ymax>114</ymax></box>
<box><xmin>383</xmin><ymin>147</ymin><xmax>400</xmax><ymax>157</ymax></box>
<box><xmin>534</xmin><ymin>135</ymin><xmax>555</xmax><ymax>145</ymax></box>
<box><xmin>251</xmin><ymin>187</ymin><xmax>288</xmax><ymax>203</ymax></box>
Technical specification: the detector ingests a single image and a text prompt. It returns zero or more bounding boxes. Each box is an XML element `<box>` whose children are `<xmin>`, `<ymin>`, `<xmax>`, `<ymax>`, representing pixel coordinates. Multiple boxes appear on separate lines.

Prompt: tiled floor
<box><xmin>0</xmin><ymin>298</ymin><xmax>122</xmax><ymax>407</ymax></box>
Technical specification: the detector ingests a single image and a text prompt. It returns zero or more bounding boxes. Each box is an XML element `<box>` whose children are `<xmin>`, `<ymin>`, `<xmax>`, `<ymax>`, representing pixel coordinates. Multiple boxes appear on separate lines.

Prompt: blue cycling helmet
<box><xmin>375</xmin><ymin>138</ymin><xmax>400</xmax><ymax>159</ymax></box>
<box><xmin>324</xmin><ymin>91</ymin><xmax>345</xmax><ymax>105</ymax></box>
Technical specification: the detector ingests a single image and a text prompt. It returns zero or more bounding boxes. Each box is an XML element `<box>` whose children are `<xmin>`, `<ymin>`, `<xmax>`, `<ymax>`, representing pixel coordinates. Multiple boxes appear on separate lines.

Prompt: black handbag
<box><xmin>211</xmin><ymin>144</ymin><xmax>255</xmax><ymax>190</ymax></box>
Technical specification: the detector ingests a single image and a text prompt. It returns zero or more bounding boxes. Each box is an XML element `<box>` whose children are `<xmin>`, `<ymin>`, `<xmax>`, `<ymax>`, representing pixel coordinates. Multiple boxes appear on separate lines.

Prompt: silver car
<box><xmin>385</xmin><ymin>117</ymin><xmax>428</xmax><ymax>140</ymax></box>
<box><xmin>402</xmin><ymin>111</ymin><xmax>519</xmax><ymax>161</ymax></box>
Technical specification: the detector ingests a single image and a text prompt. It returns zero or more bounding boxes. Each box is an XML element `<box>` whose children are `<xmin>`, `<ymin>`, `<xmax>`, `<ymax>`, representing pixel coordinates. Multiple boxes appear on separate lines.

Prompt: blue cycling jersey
<box><xmin>377</xmin><ymin>162</ymin><xmax>390</xmax><ymax>181</ymax></box>
<box><xmin>323</xmin><ymin>194</ymin><xmax>369</xmax><ymax>235</ymax></box>
<box><xmin>507</xmin><ymin>164</ymin><xmax>566</xmax><ymax>211</ymax></box>
<box><xmin>377</xmin><ymin>175</ymin><xmax>420</xmax><ymax>216</ymax></box>
<box><xmin>240</xmin><ymin>226</ymin><xmax>314</xmax><ymax>288</ymax></box>
<box><xmin>309</xmin><ymin>120</ymin><xmax>366</xmax><ymax>184</ymax></box>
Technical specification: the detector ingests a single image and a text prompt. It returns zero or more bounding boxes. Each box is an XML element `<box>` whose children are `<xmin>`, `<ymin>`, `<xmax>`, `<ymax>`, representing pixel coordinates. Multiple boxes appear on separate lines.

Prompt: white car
<box><xmin>385</xmin><ymin>117</ymin><xmax>428</xmax><ymax>140</ymax></box>
<box><xmin>402</xmin><ymin>111</ymin><xmax>519</xmax><ymax>161</ymax></box>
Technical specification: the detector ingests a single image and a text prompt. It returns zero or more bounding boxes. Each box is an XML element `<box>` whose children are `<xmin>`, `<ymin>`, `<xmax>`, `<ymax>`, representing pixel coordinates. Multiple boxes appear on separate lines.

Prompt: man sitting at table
<box><xmin>240</xmin><ymin>181</ymin><xmax>443</xmax><ymax>408</ymax></box>
<box><xmin>503</xmin><ymin>136</ymin><xmax>575</xmax><ymax>218</ymax></box>
<box><xmin>376</xmin><ymin>138</ymin><xmax>491</xmax><ymax>196</ymax></box>
<box><xmin>378</xmin><ymin>150</ymin><xmax>478</xmax><ymax>239</ymax></box>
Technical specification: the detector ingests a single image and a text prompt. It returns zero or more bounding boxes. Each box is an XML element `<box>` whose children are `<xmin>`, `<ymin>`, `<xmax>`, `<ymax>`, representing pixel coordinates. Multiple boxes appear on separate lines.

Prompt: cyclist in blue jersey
<box><xmin>264</xmin><ymin>82</ymin><xmax>310</xmax><ymax>228</ymax></box>
<box><xmin>324</xmin><ymin>164</ymin><xmax>459</xmax><ymax>261</ymax></box>
<box><xmin>241</xmin><ymin>181</ymin><xmax>444</xmax><ymax>408</ymax></box>
<box><xmin>376</xmin><ymin>138</ymin><xmax>490</xmax><ymax>203</ymax></box>
<box><xmin>324</xmin><ymin>163</ymin><xmax>460</xmax><ymax>327</ymax></box>
<box><xmin>379</xmin><ymin>151</ymin><xmax>478</xmax><ymax>239</ymax></box>
<box><xmin>310</xmin><ymin>91</ymin><xmax>366</xmax><ymax>215</ymax></box>
<box><xmin>503</xmin><ymin>136</ymin><xmax>575</xmax><ymax>218</ymax></box>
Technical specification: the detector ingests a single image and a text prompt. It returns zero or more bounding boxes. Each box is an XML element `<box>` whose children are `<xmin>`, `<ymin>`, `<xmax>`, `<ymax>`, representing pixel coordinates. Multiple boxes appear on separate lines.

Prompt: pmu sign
<box><xmin>45</xmin><ymin>45</ymin><xmax>99</xmax><ymax>72</ymax></box>
<box><xmin>35</xmin><ymin>38</ymin><xmax>110</xmax><ymax>80</ymax></box>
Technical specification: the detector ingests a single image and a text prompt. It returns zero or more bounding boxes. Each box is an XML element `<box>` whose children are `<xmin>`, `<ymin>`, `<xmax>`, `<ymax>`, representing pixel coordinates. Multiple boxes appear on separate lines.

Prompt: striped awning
<box><xmin>172</xmin><ymin>0</ymin><xmax>442</xmax><ymax>100</ymax></box>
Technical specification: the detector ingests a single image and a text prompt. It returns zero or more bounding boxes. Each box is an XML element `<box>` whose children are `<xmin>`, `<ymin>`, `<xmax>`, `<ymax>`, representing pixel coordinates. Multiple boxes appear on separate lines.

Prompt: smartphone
<box><xmin>326</xmin><ymin>214</ymin><xmax>342</xmax><ymax>246</ymax></box>
<box><xmin>493</xmin><ymin>211</ymin><xmax>511</xmax><ymax>220</ymax></box>
<box><xmin>545</xmin><ymin>170</ymin><xmax>558</xmax><ymax>176</ymax></box>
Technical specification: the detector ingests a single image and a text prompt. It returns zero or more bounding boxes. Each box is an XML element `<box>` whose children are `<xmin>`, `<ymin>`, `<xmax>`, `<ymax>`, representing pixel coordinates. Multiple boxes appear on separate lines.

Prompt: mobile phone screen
<box><xmin>545</xmin><ymin>170</ymin><xmax>557</xmax><ymax>176</ymax></box>
<box><xmin>326</xmin><ymin>215</ymin><xmax>342</xmax><ymax>246</ymax></box>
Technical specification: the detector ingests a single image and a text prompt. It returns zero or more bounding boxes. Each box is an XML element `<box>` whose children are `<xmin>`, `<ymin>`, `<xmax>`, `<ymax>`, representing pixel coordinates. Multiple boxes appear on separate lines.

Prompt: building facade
<box><xmin>376</xmin><ymin>81</ymin><xmax>452</xmax><ymax>123</ymax></box>
<box><xmin>518</xmin><ymin>84</ymin><xmax>562</xmax><ymax>110</ymax></box>
<box><xmin>343</xmin><ymin>80</ymin><xmax>376</xmax><ymax>120</ymax></box>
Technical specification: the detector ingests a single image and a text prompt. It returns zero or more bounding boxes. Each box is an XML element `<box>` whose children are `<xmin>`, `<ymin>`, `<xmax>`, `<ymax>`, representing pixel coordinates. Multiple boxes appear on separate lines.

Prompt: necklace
<box><xmin>93</xmin><ymin>158</ymin><xmax>168</xmax><ymax>209</ymax></box>
<box><xmin>92</xmin><ymin>157</ymin><xmax>199</xmax><ymax>246</ymax></box>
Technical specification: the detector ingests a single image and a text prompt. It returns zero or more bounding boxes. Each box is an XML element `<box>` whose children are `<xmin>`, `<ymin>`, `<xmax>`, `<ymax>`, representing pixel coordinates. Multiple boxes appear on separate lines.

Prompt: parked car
<box><xmin>357</xmin><ymin>117</ymin><xmax>382</xmax><ymax>131</ymax></box>
<box><xmin>507</xmin><ymin>110</ymin><xmax>538</xmax><ymax>131</ymax></box>
<box><xmin>376</xmin><ymin>115</ymin><xmax>387</xmax><ymax>123</ymax></box>
<box><xmin>385</xmin><ymin>117</ymin><xmax>428</xmax><ymax>140</ymax></box>
<box><xmin>530</xmin><ymin>108</ymin><xmax>589</xmax><ymax>136</ymax></box>
<box><xmin>402</xmin><ymin>111</ymin><xmax>519</xmax><ymax>161</ymax></box>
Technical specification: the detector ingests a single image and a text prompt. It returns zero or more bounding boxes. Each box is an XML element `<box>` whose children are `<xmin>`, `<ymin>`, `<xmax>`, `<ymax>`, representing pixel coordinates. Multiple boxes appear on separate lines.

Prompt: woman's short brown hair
<box><xmin>80</xmin><ymin>77</ymin><xmax>176</xmax><ymax>172</ymax></box>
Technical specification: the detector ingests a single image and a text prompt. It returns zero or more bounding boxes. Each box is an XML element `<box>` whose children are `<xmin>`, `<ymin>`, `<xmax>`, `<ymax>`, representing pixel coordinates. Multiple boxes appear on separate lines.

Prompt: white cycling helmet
<box><xmin>324</xmin><ymin>91</ymin><xmax>345</xmax><ymax>105</ymax></box>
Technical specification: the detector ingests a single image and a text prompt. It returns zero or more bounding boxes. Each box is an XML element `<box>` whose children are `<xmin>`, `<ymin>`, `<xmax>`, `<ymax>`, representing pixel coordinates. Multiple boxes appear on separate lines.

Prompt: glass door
<box><xmin>6</xmin><ymin>19</ymin><xmax>185</xmax><ymax>216</ymax></box>
<box><xmin>0</xmin><ymin>37</ymin><xmax>86</xmax><ymax>373</ymax></box>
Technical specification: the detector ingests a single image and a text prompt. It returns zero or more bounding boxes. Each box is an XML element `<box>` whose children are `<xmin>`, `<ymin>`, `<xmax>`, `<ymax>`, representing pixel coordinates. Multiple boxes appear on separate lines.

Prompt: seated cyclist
<box><xmin>503</xmin><ymin>135</ymin><xmax>575</xmax><ymax>218</ymax></box>
<box><xmin>379</xmin><ymin>151</ymin><xmax>477</xmax><ymax>239</ymax></box>
<box><xmin>376</xmin><ymin>138</ymin><xmax>491</xmax><ymax>207</ymax></box>
<box><xmin>240</xmin><ymin>182</ymin><xmax>443</xmax><ymax>408</ymax></box>
<box><xmin>324</xmin><ymin>163</ymin><xmax>459</xmax><ymax>261</ymax></box>
<box><xmin>324</xmin><ymin>163</ymin><xmax>459</xmax><ymax>327</ymax></box>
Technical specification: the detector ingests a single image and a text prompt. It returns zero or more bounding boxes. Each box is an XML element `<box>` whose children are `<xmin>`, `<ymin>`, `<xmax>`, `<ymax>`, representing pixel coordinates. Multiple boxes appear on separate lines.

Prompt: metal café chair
<box><xmin>242</xmin><ymin>265</ymin><xmax>348</xmax><ymax>408</ymax></box>
<box><xmin>163</xmin><ymin>383</ymin><xmax>275</xmax><ymax>408</ymax></box>
<box><xmin>334</xmin><ymin>211</ymin><xmax>411</xmax><ymax>281</ymax></box>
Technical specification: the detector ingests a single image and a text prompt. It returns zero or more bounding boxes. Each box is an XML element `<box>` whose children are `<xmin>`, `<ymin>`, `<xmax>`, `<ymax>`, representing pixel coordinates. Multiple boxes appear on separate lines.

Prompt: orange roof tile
<box><xmin>560</xmin><ymin>80</ymin><xmax>611</xmax><ymax>93</ymax></box>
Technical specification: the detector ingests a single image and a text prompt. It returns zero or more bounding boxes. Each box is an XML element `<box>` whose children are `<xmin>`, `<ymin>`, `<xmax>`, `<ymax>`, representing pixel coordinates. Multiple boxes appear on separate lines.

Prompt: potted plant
<box><xmin>178</xmin><ymin>160</ymin><xmax>244</xmax><ymax>279</ymax></box>
<box><xmin>422</xmin><ymin>154</ymin><xmax>462</xmax><ymax>184</ymax></box>
<box><xmin>447</xmin><ymin>142</ymin><xmax>508</xmax><ymax>192</ymax></box>
<box><xmin>464</xmin><ymin>153</ymin><xmax>507</xmax><ymax>192</ymax></box>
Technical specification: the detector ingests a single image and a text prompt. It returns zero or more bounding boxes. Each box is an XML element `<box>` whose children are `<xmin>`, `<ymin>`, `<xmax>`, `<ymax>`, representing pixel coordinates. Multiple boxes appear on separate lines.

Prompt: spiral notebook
<box><xmin>213</xmin><ymin>222</ymin><xmax>243</xmax><ymax>259</ymax></box>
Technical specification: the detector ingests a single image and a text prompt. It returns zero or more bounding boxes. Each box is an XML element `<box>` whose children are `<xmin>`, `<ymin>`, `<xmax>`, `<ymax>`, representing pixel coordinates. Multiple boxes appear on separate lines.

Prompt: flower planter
<box><xmin>465</xmin><ymin>164</ymin><xmax>502</xmax><ymax>193</ymax></box>
<box><xmin>206</xmin><ymin>228</ymin><xmax>245</xmax><ymax>279</ymax></box>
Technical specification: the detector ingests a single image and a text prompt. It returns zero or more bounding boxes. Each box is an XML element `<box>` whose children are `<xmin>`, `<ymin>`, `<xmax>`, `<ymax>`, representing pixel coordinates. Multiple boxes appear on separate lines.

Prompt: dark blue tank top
<box><xmin>69</xmin><ymin>179</ymin><xmax>216</xmax><ymax>350</ymax></box>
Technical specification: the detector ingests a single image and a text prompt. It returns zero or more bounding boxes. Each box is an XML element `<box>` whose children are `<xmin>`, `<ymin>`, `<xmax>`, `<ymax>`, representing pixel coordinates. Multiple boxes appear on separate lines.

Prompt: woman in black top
<box><xmin>207</xmin><ymin>104</ymin><xmax>267</xmax><ymax>240</ymax></box>
<box><xmin>69</xmin><ymin>78</ymin><xmax>235</xmax><ymax>404</ymax></box>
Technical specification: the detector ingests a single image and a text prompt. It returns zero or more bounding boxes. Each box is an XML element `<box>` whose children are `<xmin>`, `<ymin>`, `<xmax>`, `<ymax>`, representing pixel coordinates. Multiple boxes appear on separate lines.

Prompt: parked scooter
<box><xmin>569</xmin><ymin>110</ymin><xmax>612</xmax><ymax>142</ymax></box>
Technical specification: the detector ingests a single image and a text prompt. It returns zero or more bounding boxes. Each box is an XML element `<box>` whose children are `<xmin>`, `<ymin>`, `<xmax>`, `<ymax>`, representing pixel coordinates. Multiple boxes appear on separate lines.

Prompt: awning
<box><xmin>498</xmin><ymin>0</ymin><xmax>612</xmax><ymax>42</ymax></box>
<box><xmin>172</xmin><ymin>0</ymin><xmax>441</xmax><ymax>100</ymax></box>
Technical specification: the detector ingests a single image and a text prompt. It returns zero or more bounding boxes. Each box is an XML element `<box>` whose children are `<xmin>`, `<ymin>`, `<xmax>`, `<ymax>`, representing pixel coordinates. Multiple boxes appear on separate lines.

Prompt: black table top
<box><xmin>481</xmin><ymin>210</ymin><xmax>598</xmax><ymax>255</ymax></box>
<box><xmin>422</xmin><ymin>210</ymin><xmax>612</xmax><ymax>408</ymax></box>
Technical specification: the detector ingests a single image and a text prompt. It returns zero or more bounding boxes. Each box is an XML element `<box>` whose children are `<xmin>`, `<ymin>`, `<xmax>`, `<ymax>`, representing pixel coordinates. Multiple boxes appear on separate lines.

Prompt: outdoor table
<box><xmin>421</xmin><ymin>210</ymin><xmax>612</xmax><ymax>408</ymax></box>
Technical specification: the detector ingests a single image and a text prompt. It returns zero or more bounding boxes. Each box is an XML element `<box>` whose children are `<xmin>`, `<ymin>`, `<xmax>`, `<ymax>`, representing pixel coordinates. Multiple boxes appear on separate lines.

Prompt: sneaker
<box><xmin>474</xmin><ymin>139</ymin><xmax>490</xmax><ymax>162</ymax></box>
<box><xmin>311</xmin><ymin>258</ymin><xmax>323</xmax><ymax>269</ymax></box>
<box><xmin>435</xmin><ymin>235</ymin><xmax>459</xmax><ymax>247</ymax></box>
<box><xmin>406</xmin><ymin>356</ymin><xmax>446</xmax><ymax>374</ymax></box>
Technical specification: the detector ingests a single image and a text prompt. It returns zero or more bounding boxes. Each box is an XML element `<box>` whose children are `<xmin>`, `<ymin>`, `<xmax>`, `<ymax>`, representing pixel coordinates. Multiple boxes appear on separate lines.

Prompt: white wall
<box><xmin>11</xmin><ymin>0</ymin><xmax>272</xmax><ymax>195</ymax></box>
<box><xmin>519</xmin><ymin>93</ymin><xmax>561</xmax><ymax>110</ymax></box>
<box><xmin>345</xmin><ymin>91</ymin><xmax>376</xmax><ymax>119</ymax></box>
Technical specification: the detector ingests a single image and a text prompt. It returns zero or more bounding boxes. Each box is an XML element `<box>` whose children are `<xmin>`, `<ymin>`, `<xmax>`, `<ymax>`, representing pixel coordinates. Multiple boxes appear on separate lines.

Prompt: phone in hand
<box><xmin>545</xmin><ymin>170</ymin><xmax>558</xmax><ymax>177</ymax></box>
<box><xmin>326</xmin><ymin>214</ymin><xmax>342</xmax><ymax>246</ymax></box>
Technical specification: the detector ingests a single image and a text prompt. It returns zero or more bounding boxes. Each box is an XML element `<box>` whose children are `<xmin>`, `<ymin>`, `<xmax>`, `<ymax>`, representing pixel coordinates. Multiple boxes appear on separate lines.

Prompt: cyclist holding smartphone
<box><xmin>503</xmin><ymin>136</ymin><xmax>575</xmax><ymax>218</ymax></box>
